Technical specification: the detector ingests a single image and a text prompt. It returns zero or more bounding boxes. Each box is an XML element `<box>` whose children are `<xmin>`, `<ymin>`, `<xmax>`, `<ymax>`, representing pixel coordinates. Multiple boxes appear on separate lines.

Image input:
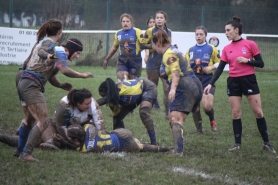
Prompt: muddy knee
<box><xmin>139</xmin><ymin>106</ymin><xmax>153</xmax><ymax>129</ymax></box>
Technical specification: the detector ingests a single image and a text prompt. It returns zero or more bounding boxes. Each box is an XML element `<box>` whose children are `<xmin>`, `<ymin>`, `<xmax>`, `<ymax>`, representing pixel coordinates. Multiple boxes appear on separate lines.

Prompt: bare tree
<box><xmin>42</xmin><ymin>0</ymin><xmax>82</xmax><ymax>25</ymax></box>
<box><xmin>41</xmin><ymin>0</ymin><xmax>83</xmax><ymax>44</ymax></box>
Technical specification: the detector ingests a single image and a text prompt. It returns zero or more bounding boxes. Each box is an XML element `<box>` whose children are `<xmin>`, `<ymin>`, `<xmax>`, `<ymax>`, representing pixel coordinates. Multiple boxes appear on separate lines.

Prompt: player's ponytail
<box><xmin>226</xmin><ymin>16</ymin><xmax>243</xmax><ymax>35</ymax></box>
<box><xmin>99</xmin><ymin>78</ymin><xmax>119</xmax><ymax>106</ymax></box>
<box><xmin>36</xmin><ymin>19</ymin><xmax>62</xmax><ymax>43</ymax></box>
<box><xmin>67</xmin><ymin>88</ymin><xmax>92</xmax><ymax>108</ymax></box>
<box><xmin>152</xmin><ymin>29</ymin><xmax>171</xmax><ymax>47</ymax></box>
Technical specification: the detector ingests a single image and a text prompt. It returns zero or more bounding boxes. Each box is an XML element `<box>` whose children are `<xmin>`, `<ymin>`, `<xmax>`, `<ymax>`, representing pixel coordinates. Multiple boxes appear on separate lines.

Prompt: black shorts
<box><xmin>227</xmin><ymin>74</ymin><xmax>260</xmax><ymax>97</ymax></box>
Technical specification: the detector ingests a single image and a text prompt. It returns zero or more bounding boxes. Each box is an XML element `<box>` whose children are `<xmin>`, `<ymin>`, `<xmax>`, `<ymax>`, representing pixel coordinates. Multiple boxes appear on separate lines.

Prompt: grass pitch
<box><xmin>0</xmin><ymin>65</ymin><xmax>277</xmax><ymax>185</ymax></box>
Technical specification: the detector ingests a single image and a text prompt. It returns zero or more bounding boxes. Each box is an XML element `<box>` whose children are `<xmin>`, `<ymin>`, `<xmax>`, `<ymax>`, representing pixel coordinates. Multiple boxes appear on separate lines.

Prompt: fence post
<box><xmin>9</xmin><ymin>0</ymin><xmax>13</xmax><ymax>27</ymax></box>
<box><xmin>106</xmin><ymin>1</ymin><xmax>111</xmax><ymax>56</ymax></box>
<box><xmin>201</xmin><ymin>6</ymin><xmax>205</xmax><ymax>26</ymax></box>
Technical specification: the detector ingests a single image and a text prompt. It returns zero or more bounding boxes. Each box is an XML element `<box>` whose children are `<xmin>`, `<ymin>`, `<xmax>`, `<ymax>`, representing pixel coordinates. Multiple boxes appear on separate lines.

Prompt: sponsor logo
<box><xmin>242</xmin><ymin>47</ymin><xmax>246</xmax><ymax>54</ymax></box>
<box><xmin>209</xmin><ymin>36</ymin><xmax>219</xmax><ymax>47</ymax></box>
<box><xmin>167</xmin><ymin>57</ymin><xmax>177</xmax><ymax>65</ymax></box>
<box><xmin>203</xmin><ymin>53</ymin><xmax>210</xmax><ymax>59</ymax></box>
<box><xmin>227</xmin><ymin>88</ymin><xmax>230</xmax><ymax>95</ymax></box>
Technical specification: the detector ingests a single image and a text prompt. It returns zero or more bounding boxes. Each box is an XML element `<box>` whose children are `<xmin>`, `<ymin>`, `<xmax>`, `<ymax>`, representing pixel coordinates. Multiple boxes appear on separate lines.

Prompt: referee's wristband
<box><xmin>248</xmin><ymin>59</ymin><xmax>254</xmax><ymax>65</ymax></box>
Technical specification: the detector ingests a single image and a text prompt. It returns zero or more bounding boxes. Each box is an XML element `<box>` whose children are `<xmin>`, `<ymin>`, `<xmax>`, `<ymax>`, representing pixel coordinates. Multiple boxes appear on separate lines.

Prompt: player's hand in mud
<box><xmin>52</xmin><ymin>133</ymin><xmax>65</xmax><ymax>143</ymax></box>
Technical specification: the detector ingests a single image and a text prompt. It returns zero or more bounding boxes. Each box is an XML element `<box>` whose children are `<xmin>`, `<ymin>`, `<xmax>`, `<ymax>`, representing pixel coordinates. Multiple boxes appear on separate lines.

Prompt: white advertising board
<box><xmin>0</xmin><ymin>27</ymin><xmax>246</xmax><ymax>71</ymax></box>
<box><xmin>0</xmin><ymin>27</ymin><xmax>37</xmax><ymax>65</ymax></box>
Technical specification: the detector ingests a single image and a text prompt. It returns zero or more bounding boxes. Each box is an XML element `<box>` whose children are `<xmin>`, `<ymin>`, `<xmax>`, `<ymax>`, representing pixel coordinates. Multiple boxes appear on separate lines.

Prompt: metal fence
<box><xmin>1</xmin><ymin>0</ymin><xmax>278</xmax><ymax>34</ymax></box>
<box><xmin>1</xmin><ymin>0</ymin><xmax>278</xmax><ymax>71</ymax></box>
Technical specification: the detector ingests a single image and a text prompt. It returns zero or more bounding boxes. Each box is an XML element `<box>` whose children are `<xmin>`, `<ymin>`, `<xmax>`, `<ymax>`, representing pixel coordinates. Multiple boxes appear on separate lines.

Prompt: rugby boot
<box><xmin>211</xmin><ymin>120</ymin><xmax>217</xmax><ymax>132</ymax></box>
<box><xmin>228</xmin><ymin>143</ymin><xmax>241</xmax><ymax>152</ymax></box>
<box><xmin>195</xmin><ymin>123</ymin><xmax>203</xmax><ymax>134</ymax></box>
<box><xmin>19</xmin><ymin>152</ymin><xmax>39</xmax><ymax>162</ymax></box>
<box><xmin>263</xmin><ymin>143</ymin><xmax>276</xmax><ymax>154</ymax></box>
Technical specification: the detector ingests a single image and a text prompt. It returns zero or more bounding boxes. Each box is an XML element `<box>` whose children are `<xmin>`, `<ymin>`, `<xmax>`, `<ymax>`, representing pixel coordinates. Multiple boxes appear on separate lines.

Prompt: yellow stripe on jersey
<box><xmin>141</xmin><ymin>27</ymin><xmax>153</xmax><ymax>44</ymax></box>
<box><xmin>134</xmin><ymin>27</ymin><xmax>143</xmax><ymax>56</ymax></box>
<box><xmin>113</xmin><ymin>29</ymin><xmax>120</xmax><ymax>47</ymax></box>
<box><xmin>109</xmin><ymin>103</ymin><xmax>121</xmax><ymax>116</ymax></box>
<box><xmin>163</xmin><ymin>49</ymin><xmax>183</xmax><ymax>82</ymax></box>
<box><xmin>78</xmin><ymin>124</ymin><xmax>91</xmax><ymax>152</ymax></box>
<box><xmin>209</xmin><ymin>44</ymin><xmax>220</xmax><ymax>67</ymax></box>
<box><xmin>118</xmin><ymin>79</ymin><xmax>143</xmax><ymax>95</ymax></box>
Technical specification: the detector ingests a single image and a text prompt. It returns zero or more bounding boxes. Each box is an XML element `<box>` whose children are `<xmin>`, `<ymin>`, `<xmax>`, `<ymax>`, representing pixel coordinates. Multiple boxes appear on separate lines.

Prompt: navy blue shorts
<box><xmin>169</xmin><ymin>77</ymin><xmax>203</xmax><ymax>113</ymax></box>
<box><xmin>146</xmin><ymin>52</ymin><xmax>162</xmax><ymax>71</ymax></box>
<box><xmin>116</xmin><ymin>56</ymin><xmax>142</xmax><ymax>77</ymax></box>
<box><xmin>196</xmin><ymin>74</ymin><xmax>215</xmax><ymax>95</ymax></box>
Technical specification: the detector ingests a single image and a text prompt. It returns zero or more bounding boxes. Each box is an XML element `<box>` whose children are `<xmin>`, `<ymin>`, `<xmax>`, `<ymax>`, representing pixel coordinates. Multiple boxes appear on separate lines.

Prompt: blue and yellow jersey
<box><xmin>160</xmin><ymin>46</ymin><xmax>195</xmax><ymax>83</ymax></box>
<box><xmin>108</xmin><ymin>78</ymin><xmax>143</xmax><ymax>116</ymax></box>
<box><xmin>185</xmin><ymin>43</ymin><xmax>220</xmax><ymax>74</ymax></box>
<box><xmin>141</xmin><ymin>26</ymin><xmax>172</xmax><ymax>56</ymax></box>
<box><xmin>118</xmin><ymin>78</ymin><xmax>143</xmax><ymax>105</ymax></box>
<box><xmin>81</xmin><ymin>124</ymin><xmax>121</xmax><ymax>152</ymax></box>
<box><xmin>113</xmin><ymin>27</ymin><xmax>142</xmax><ymax>58</ymax></box>
<box><xmin>108</xmin><ymin>103</ymin><xmax>121</xmax><ymax>116</ymax></box>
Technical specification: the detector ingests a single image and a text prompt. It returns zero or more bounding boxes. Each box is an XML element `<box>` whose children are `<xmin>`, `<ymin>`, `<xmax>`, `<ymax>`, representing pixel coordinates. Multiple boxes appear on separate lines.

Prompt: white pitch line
<box><xmin>101</xmin><ymin>151</ymin><xmax>126</xmax><ymax>157</ymax></box>
<box><xmin>173</xmin><ymin>167</ymin><xmax>250</xmax><ymax>185</ymax></box>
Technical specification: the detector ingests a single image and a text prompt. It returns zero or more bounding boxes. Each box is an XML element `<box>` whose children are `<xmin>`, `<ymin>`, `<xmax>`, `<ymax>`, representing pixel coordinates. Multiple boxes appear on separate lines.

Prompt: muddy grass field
<box><xmin>0</xmin><ymin>65</ymin><xmax>277</xmax><ymax>185</ymax></box>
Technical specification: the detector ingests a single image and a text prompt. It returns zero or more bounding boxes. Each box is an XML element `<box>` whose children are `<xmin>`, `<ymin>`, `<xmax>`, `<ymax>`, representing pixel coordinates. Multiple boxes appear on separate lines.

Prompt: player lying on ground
<box><xmin>0</xmin><ymin>123</ymin><xmax>84</xmax><ymax>151</ymax></box>
<box><xmin>0</xmin><ymin>123</ymin><xmax>173</xmax><ymax>153</ymax></box>
<box><xmin>12</xmin><ymin>88</ymin><xmax>105</xmax><ymax>156</ymax></box>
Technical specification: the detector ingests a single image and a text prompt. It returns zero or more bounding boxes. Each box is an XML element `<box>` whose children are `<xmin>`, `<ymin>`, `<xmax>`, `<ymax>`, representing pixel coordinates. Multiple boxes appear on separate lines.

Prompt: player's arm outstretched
<box><xmin>48</xmin><ymin>74</ymin><xmax>73</xmax><ymax>91</ymax></box>
<box><xmin>58</xmin><ymin>66</ymin><xmax>93</xmax><ymax>78</ymax></box>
